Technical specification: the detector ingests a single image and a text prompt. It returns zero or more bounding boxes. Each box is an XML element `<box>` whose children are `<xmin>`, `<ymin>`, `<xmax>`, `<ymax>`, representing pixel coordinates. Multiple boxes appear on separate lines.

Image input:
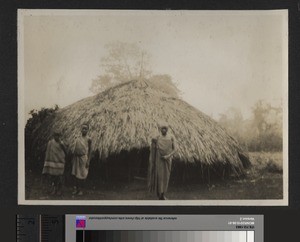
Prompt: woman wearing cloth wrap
<box><xmin>70</xmin><ymin>123</ymin><xmax>92</xmax><ymax>196</ymax></box>
<box><xmin>42</xmin><ymin>129</ymin><xmax>67</xmax><ymax>196</ymax></box>
<box><xmin>148</xmin><ymin>122</ymin><xmax>176</xmax><ymax>200</ymax></box>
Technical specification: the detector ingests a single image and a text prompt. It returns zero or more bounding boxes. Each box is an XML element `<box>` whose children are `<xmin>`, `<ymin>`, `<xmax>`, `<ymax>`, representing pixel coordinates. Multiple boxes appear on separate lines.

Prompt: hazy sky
<box><xmin>20</xmin><ymin>10</ymin><xmax>287</xmax><ymax>120</ymax></box>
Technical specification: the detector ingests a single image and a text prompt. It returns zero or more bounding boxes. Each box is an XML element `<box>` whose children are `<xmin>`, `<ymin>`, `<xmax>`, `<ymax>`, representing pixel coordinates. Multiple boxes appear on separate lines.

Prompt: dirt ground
<box><xmin>25</xmin><ymin>152</ymin><xmax>283</xmax><ymax>200</ymax></box>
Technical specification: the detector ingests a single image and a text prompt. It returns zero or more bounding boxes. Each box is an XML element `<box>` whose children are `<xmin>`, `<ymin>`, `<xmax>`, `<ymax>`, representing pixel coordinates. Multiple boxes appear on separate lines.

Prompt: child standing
<box><xmin>70</xmin><ymin>123</ymin><xmax>92</xmax><ymax>196</ymax></box>
<box><xmin>42</xmin><ymin>129</ymin><xmax>67</xmax><ymax>196</ymax></box>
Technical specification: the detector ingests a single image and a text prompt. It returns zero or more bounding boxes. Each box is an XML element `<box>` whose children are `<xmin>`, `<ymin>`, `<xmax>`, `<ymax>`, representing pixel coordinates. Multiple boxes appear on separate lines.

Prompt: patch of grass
<box><xmin>249</xmin><ymin>152</ymin><xmax>283</xmax><ymax>173</ymax></box>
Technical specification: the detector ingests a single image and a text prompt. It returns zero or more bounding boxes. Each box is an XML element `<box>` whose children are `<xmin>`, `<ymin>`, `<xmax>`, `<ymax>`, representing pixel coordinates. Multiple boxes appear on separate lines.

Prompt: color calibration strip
<box><xmin>76</xmin><ymin>231</ymin><xmax>255</xmax><ymax>242</ymax></box>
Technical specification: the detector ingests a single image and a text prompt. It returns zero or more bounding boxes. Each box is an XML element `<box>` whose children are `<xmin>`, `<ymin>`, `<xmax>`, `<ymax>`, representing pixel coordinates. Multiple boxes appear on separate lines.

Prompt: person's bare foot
<box><xmin>72</xmin><ymin>187</ymin><xmax>78</xmax><ymax>195</ymax></box>
<box><xmin>50</xmin><ymin>187</ymin><xmax>56</xmax><ymax>196</ymax></box>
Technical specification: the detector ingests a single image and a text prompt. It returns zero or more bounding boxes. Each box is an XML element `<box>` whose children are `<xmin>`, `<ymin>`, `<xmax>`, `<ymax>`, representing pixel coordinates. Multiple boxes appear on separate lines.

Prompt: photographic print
<box><xmin>18</xmin><ymin>9</ymin><xmax>288</xmax><ymax>205</ymax></box>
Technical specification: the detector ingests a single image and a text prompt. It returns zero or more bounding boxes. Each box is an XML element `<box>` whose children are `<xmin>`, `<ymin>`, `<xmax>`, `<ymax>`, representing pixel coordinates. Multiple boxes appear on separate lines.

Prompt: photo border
<box><xmin>17</xmin><ymin>9</ymin><xmax>289</xmax><ymax>206</ymax></box>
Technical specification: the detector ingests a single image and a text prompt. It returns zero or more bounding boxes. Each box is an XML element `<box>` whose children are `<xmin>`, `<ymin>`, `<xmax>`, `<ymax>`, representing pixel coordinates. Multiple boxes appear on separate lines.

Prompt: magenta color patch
<box><xmin>76</xmin><ymin>219</ymin><xmax>86</xmax><ymax>228</ymax></box>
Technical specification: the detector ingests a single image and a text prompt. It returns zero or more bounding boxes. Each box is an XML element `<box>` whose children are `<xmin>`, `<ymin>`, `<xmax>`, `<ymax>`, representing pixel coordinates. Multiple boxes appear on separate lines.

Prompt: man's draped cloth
<box><xmin>71</xmin><ymin>136</ymin><xmax>90</xmax><ymax>179</ymax></box>
<box><xmin>148</xmin><ymin>135</ymin><xmax>175</xmax><ymax>195</ymax></box>
<box><xmin>42</xmin><ymin>139</ymin><xmax>66</xmax><ymax>176</ymax></box>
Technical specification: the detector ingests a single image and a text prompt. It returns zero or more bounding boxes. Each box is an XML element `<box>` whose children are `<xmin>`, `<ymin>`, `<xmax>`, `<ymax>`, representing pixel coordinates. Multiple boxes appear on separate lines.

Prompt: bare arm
<box><xmin>86</xmin><ymin>138</ymin><xmax>92</xmax><ymax>167</ymax></box>
<box><xmin>168</xmin><ymin>137</ymin><xmax>177</xmax><ymax>157</ymax></box>
<box><xmin>162</xmin><ymin>136</ymin><xmax>177</xmax><ymax>159</ymax></box>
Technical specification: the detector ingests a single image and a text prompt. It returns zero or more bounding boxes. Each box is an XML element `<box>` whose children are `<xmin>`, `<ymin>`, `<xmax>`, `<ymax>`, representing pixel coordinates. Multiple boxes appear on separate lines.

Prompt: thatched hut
<box><xmin>27</xmin><ymin>80</ymin><xmax>250</xmax><ymax>183</ymax></box>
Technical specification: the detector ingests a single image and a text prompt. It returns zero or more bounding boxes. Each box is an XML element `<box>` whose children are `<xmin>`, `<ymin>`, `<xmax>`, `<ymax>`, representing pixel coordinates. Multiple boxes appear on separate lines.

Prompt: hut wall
<box><xmin>86</xmin><ymin>149</ymin><xmax>237</xmax><ymax>185</ymax></box>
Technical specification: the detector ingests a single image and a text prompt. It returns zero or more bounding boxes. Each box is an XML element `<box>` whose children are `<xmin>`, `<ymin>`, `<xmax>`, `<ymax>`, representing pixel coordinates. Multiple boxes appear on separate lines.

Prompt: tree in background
<box><xmin>148</xmin><ymin>74</ymin><xmax>181</xmax><ymax>98</ymax></box>
<box><xmin>218</xmin><ymin>107</ymin><xmax>244</xmax><ymax>144</ymax></box>
<box><xmin>90</xmin><ymin>42</ymin><xmax>151</xmax><ymax>93</ymax></box>
<box><xmin>90</xmin><ymin>41</ymin><xmax>180</xmax><ymax>98</ymax></box>
<box><xmin>218</xmin><ymin>100</ymin><xmax>282</xmax><ymax>152</ymax></box>
<box><xmin>249</xmin><ymin>100</ymin><xmax>282</xmax><ymax>151</ymax></box>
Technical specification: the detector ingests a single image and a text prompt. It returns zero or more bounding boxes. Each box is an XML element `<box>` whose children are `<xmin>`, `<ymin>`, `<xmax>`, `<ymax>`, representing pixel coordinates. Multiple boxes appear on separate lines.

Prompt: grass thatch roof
<box><xmin>29</xmin><ymin>80</ymin><xmax>250</xmax><ymax>175</ymax></box>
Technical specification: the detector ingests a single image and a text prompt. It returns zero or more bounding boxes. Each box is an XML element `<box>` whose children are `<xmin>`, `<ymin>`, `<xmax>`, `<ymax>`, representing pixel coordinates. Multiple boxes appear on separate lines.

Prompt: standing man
<box><xmin>148</xmin><ymin>122</ymin><xmax>176</xmax><ymax>200</ymax></box>
<box><xmin>70</xmin><ymin>123</ymin><xmax>92</xmax><ymax>196</ymax></box>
